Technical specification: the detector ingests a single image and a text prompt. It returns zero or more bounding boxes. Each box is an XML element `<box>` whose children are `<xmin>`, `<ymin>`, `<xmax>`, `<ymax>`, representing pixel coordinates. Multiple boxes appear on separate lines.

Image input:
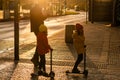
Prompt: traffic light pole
<box><xmin>14</xmin><ymin>0</ymin><xmax>19</xmax><ymax>61</ymax></box>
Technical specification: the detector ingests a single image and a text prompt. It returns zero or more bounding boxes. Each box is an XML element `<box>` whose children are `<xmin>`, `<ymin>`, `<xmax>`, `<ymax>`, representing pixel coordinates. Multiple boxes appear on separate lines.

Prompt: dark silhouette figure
<box><xmin>30</xmin><ymin>4</ymin><xmax>47</xmax><ymax>67</ymax></box>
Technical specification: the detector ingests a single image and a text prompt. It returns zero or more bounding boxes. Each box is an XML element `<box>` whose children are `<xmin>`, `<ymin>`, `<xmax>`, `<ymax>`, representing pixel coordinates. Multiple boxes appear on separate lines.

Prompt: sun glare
<box><xmin>32</xmin><ymin>0</ymin><xmax>50</xmax><ymax>8</ymax></box>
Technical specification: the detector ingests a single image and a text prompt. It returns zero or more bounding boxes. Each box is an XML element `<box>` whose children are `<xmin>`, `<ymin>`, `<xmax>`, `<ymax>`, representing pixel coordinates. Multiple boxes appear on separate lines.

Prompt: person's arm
<box><xmin>43</xmin><ymin>35</ymin><xmax>52</xmax><ymax>50</ymax></box>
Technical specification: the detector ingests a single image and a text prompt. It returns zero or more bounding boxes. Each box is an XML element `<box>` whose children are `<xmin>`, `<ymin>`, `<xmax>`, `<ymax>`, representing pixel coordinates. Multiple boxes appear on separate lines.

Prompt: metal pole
<box><xmin>91</xmin><ymin>0</ymin><xmax>93</xmax><ymax>23</ymax></box>
<box><xmin>14</xmin><ymin>0</ymin><xmax>19</xmax><ymax>61</ymax></box>
<box><xmin>59</xmin><ymin>0</ymin><xmax>60</xmax><ymax>15</ymax></box>
<box><xmin>64</xmin><ymin>0</ymin><xmax>66</xmax><ymax>15</ymax></box>
<box><xmin>86</xmin><ymin>0</ymin><xmax>87</xmax><ymax>24</ymax></box>
<box><xmin>51</xmin><ymin>0</ymin><xmax>53</xmax><ymax>16</ymax></box>
<box><xmin>112</xmin><ymin>0</ymin><xmax>117</xmax><ymax>26</ymax></box>
<box><xmin>86</xmin><ymin>0</ymin><xmax>88</xmax><ymax>24</ymax></box>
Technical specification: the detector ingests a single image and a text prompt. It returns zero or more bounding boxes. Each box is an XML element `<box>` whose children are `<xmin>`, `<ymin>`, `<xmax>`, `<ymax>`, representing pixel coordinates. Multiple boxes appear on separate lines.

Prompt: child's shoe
<box><xmin>72</xmin><ymin>68</ymin><xmax>80</xmax><ymax>73</ymax></box>
<box><xmin>38</xmin><ymin>71</ymin><xmax>49</xmax><ymax>77</ymax></box>
<box><xmin>42</xmin><ymin>71</ymin><xmax>49</xmax><ymax>77</ymax></box>
<box><xmin>38</xmin><ymin>70</ymin><xmax>43</xmax><ymax>75</ymax></box>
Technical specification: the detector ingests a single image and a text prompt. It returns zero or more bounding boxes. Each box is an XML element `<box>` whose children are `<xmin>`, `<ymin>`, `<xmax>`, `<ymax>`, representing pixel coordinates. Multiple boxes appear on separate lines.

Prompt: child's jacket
<box><xmin>72</xmin><ymin>30</ymin><xmax>85</xmax><ymax>54</ymax></box>
<box><xmin>37</xmin><ymin>32</ymin><xmax>51</xmax><ymax>55</ymax></box>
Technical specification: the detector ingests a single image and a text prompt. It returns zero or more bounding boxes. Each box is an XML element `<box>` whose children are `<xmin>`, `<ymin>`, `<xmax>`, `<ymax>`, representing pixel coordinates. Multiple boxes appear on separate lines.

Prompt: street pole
<box><xmin>14</xmin><ymin>0</ymin><xmax>19</xmax><ymax>61</ymax></box>
<box><xmin>59</xmin><ymin>0</ymin><xmax>60</xmax><ymax>15</ymax></box>
<box><xmin>64</xmin><ymin>0</ymin><xmax>66</xmax><ymax>15</ymax></box>
<box><xmin>86</xmin><ymin>0</ymin><xmax>88</xmax><ymax>24</ymax></box>
<box><xmin>50</xmin><ymin>0</ymin><xmax>53</xmax><ymax>16</ymax></box>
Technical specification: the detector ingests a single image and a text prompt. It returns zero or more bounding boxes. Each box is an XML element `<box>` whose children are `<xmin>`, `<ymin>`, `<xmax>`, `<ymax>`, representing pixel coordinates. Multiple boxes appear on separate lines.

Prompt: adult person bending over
<box><xmin>30</xmin><ymin>4</ymin><xmax>49</xmax><ymax>67</ymax></box>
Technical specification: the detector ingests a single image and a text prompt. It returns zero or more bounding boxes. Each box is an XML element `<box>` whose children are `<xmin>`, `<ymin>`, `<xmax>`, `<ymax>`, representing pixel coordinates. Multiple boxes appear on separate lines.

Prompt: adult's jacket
<box><xmin>30</xmin><ymin>5</ymin><xmax>46</xmax><ymax>34</ymax></box>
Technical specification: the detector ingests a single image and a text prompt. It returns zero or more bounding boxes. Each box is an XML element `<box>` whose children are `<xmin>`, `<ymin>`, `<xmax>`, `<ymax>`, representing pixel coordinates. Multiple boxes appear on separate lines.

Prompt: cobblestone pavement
<box><xmin>0</xmin><ymin>21</ymin><xmax>120</xmax><ymax>80</ymax></box>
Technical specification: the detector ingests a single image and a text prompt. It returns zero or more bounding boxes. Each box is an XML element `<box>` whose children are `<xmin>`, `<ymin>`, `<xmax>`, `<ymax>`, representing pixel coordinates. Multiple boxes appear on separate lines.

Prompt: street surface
<box><xmin>0</xmin><ymin>12</ymin><xmax>119</xmax><ymax>80</ymax></box>
<box><xmin>0</xmin><ymin>12</ymin><xmax>86</xmax><ymax>53</ymax></box>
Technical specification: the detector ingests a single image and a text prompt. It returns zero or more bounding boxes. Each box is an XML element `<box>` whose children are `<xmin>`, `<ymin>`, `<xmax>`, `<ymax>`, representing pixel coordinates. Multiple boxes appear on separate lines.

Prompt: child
<box><xmin>72</xmin><ymin>23</ymin><xmax>85</xmax><ymax>73</ymax></box>
<box><xmin>37</xmin><ymin>24</ymin><xmax>53</xmax><ymax>77</ymax></box>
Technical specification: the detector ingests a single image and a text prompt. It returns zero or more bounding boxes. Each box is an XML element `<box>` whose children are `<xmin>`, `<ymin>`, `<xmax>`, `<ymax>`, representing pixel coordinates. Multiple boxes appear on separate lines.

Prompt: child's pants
<box><xmin>39</xmin><ymin>54</ymin><xmax>46</xmax><ymax>71</ymax></box>
<box><xmin>73</xmin><ymin>54</ymin><xmax>83</xmax><ymax>69</ymax></box>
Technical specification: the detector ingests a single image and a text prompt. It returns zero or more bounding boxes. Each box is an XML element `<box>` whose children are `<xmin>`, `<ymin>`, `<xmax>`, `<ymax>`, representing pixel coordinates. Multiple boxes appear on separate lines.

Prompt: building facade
<box><xmin>89</xmin><ymin>0</ymin><xmax>120</xmax><ymax>26</ymax></box>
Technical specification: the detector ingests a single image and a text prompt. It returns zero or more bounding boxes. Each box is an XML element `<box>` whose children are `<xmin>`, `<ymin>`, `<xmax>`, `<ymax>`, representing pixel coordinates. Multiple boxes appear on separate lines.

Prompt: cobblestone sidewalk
<box><xmin>0</xmin><ymin>22</ymin><xmax>120</xmax><ymax>80</ymax></box>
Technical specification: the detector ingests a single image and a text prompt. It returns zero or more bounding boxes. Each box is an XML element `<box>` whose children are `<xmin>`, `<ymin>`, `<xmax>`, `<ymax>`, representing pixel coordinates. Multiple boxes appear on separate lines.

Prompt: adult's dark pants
<box><xmin>32</xmin><ymin>47</ymin><xmax>39</xmax><ymax>63</ymax></box>
<box><xmin>31</xmin><ymin>32</ymin><xmax>39</xmax><ymax>65</ymax></box>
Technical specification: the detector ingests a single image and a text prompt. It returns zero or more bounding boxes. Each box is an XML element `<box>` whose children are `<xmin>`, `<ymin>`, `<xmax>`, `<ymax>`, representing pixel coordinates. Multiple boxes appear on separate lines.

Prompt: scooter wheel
<box><xmin>66</xmin><ymin>70</ymin><xmax>69</xmax><ymax>73</ymax></box>
<box><xmin>31</xmin><ymin>73</ymin><xmax>38</xmax><ymax>77</ymax></box>
<box><xmin>31</xmin><ymin>73</ymin><xmax>38</xmax><ymax>80</ymax></box>
<box><xmin>50</xmin><ymin>77</ymin><xmax>54</xmax><ymax>80</ymax></box>
<box><xmin>49</xmin><ymin>71</ymin><xmax>55</xmax><ymax>78</ymax></box>
<box><xmin>66</xmin><ymin>70</ymin><xmax>70</xmax><ymax>75</ymax></box>
<box><xmin>83</xmin><ymin>70</ymin><xmax>88</xmax><ymax>78</ymax></box>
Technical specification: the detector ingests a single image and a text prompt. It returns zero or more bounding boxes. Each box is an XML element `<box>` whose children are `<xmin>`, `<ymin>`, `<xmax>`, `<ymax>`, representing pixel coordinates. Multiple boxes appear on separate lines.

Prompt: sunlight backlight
<box><xmin>31</xmin><ymin>0</ymin><xmax>49</xmax><ymax>8</ymax></box>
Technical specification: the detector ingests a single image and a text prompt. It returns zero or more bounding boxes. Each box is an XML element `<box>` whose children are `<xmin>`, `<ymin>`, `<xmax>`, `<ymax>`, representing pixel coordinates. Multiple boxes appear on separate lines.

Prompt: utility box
<box><xmin>65</xmin><ymin>25</ymin><xmax>75</xmax><ymax>43</ymax></box>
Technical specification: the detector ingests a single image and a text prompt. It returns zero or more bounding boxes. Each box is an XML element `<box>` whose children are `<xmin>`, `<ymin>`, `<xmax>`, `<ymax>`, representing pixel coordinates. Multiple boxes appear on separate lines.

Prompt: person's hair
<box><xmin>75</xmin><ymin>23</ymin><xmax>83</xmax><ymax>35</ymax></box>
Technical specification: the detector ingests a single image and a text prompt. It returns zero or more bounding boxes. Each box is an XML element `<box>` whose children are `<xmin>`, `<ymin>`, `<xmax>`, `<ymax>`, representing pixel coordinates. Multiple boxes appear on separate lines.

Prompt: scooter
<box><xmin>66</xmin><ymin>46</ymin><xmax>88</xmax><ymax>78</ymax></box>
<box><xmin>49</xmin><ymin>50</ymin><xmax>55</xmax><ymax>80</ymax></box>
<box><xmin>31</xmin><ymin>50</ymin><xmax>55</xmax><ymax>80</ymax></box>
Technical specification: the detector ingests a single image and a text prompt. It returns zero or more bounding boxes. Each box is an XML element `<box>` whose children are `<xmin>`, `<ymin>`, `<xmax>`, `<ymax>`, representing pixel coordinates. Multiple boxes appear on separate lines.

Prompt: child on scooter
<box><xmin>37</xmin><ymin>24</ymin><xmax>53</xmax><ymax>77</ymax></box>
<box><xmin>72</xmin><ymin>23</ymin><xmax>85</xmax><ymax>73</ymax></box>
